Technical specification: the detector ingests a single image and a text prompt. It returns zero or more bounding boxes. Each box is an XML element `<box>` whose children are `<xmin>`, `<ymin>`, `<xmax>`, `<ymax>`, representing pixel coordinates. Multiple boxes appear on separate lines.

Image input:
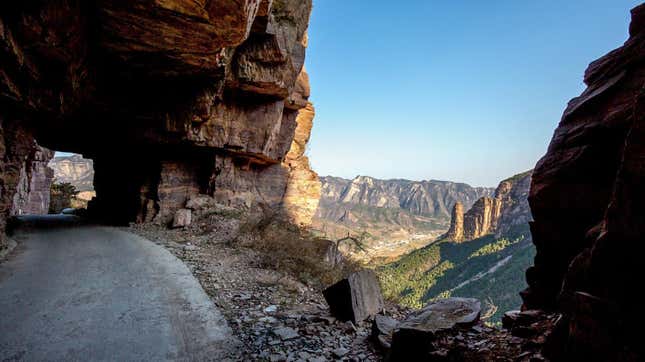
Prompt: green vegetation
<box><xmin>377</xmin><ymin>224</ymin><xmax>535</xmax><ymax>322</ymax></box>
<box><xmin>49</xmin><ymin>182</ymin><xmax>79</xmax><ymax>213</ymax></box>
<box><xmin>469</xmin><ymin>237</ymin><xmax>522</xmax><ymax>259</ymax></box>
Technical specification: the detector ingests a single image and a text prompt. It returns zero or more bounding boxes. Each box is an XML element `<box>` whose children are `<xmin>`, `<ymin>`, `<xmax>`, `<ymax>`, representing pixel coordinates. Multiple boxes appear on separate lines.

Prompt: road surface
<box><xmin>0</xmin><ymin>216</ymin><xmax>239</xmax><ymax>361</ymax></box>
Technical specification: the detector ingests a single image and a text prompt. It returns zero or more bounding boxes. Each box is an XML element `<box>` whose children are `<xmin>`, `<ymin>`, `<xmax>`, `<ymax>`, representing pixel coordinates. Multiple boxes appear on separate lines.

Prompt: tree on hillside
<box><xmin>49</xmin><ymin>182</ymin><xmax>78</xmax><ymax>214</ymax></box>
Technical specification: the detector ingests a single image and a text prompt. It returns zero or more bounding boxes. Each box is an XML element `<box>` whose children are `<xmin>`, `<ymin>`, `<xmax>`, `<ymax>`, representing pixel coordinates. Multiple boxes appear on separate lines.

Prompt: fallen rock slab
<box><xmin>172</xmin><ymin>209</ymin><xmax>192</xmax><ymax>228</ymax></box>
<box><xmin>371</xmin><ymin>315</ymin><xmax>399</xmax><ymax>351</ymax></box>
<box><xmin>502</xmin><ymin>309</ymin><xmax>543</xmax><ymax>330</ymax></box>
<box><xmin>388</xmin><ymin>298</ymin><xmax>481</xmax><ymax>361</ymax></box>
<box><xmin>323</xmin><ymin>270</ymin><xmax>384</xmax><ymax>323</ymax></box>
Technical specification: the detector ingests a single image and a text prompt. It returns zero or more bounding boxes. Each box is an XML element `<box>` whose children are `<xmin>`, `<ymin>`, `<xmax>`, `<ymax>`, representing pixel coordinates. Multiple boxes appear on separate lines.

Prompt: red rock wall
<box><xmin>0</xmin><ymin>0</ymin><xmax>320</xmax><ymax>230</ymax></box>
<box><xmin>524</xmin><ymin>4</ymin><xmax>645</xmax><ymax>359</ymax></box>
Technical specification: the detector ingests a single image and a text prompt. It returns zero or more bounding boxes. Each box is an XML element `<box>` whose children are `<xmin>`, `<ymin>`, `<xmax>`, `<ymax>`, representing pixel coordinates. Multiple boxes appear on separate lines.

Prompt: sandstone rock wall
<box><xmin>0</xmin><ymin>0</ymin><xmax>319</xmax><ymax>234</ymax></box>
<box><xmin>1</xmin><ymin>119</ymin><xmax>28</xmax><ymax>247</ymax></box>
<box><xmin>11</xmin><ymin>144</ymin><xmax>54</xmax><ymax>216</ymax></box>
<box><xmin>462</xmin><ymin>196</ymin><xmax>502</xmax><ymax>240</ymax></box>
<box><xmin>282</xmin><ymin>100</ymin><xmax>321</xmax><ymax>226</ymax></box>
<box><xmin>523</xmin><ymin>5</ymin><xmax>645</xmax><ymax>359</ymax></box>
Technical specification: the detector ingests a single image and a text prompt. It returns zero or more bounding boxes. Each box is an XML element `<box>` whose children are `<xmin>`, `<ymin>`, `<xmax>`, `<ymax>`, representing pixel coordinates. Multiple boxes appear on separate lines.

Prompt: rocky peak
<box><xmin>445</xmin><ymin>201</ymin><xmax>464</xmax><ymax>241</ymax></box>
<box><xmin>445</xmin><ymin>171</ymin><xmax>532</xmax><ymax>242</ymax></box>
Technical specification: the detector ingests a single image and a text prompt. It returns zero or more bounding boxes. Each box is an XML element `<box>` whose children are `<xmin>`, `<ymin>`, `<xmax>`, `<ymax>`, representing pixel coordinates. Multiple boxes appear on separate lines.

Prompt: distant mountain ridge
<box><xmin>312</xmin><ymin>175</ymin><xmax>495</xmax><ymax>262</ymax></box>
<box><xmin>317</xmin><ymin>175</ymin><xmax>494</xmax><ymax>219</ymax></box>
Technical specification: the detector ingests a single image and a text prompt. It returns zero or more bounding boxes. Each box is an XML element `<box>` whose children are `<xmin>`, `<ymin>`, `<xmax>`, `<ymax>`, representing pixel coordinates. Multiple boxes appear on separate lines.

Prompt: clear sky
<box><xmin>305</xmin><ymin>0</ymin><xmax>641</xmax><ymax>187</ymax></box>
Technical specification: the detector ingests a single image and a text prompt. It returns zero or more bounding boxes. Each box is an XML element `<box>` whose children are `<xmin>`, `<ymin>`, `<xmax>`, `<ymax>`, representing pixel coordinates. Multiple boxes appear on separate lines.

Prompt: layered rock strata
<box><xmin>0</xmin><ymin>0</ymin><xmax>319</xmax><ymax>244</ymax></box>
<box><xmin>523</xmin><ymin>5</ymin><xmax>645</xmax><ymax>360</ymax></box>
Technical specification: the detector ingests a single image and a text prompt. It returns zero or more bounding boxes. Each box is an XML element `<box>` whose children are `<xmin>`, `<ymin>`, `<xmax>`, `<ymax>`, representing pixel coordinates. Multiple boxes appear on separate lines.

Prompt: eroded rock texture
<box><xmin>1</xmin><ymin>118</ymin><xmax>54</xmax><ymax>245</ymax></box>
<box><xmin>523</xmin><ymin>5</ymin><xmax>645</xmax><ymax>359</ymax></box>
<box><xmin>10</xmin><ymin>143</ymin><xmax>53</xmax><ymax>216</ymax></box>
<box><xmin>0</xmin><ymin>0</ymin><xmax>319</xmax><ymax>244</ymax></box>
<box><xmin>462</xmin><ymin>196</ymin><xmax>502</xmax><ymax>241</ymax></box>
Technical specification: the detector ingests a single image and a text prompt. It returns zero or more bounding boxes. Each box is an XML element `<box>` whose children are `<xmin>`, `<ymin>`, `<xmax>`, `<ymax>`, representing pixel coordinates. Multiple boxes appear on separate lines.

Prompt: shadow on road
<box><xmin>8</xmin><ymin>214</ymin><xmax>88</xmax><ymax>233</ymax></box>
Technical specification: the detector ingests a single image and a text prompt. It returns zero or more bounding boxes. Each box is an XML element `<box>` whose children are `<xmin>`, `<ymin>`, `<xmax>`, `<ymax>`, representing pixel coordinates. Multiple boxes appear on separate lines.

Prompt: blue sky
<box><xmin>305</xmin><ymin>0</ymin><xmax>641</xmax><ymax>187</ymax></box>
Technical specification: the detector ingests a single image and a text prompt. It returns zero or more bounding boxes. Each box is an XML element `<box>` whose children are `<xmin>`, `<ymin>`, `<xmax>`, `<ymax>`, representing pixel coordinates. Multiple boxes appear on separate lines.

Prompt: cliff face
<box><xmin>49</xmin><ymin>155</ymin><xmax>94</xmax><ymax>192</ymax></box>
<box><xmin>446</xmin><ymin>171</ymin><xmax>532</xmax><ymax>242</ymax></box>
<box><xmin>524</xmin><ymin>5</ymin><xmax>645</xmax><ymax>359</ymax></box>
<box><xmin>462</xmin><ymin>197</ymin><xmax>502</xmax><ymax>241</ymax></box>
<box><xmin>445</xmin><ymin>201</ymin><xmax>464</xmax><ymax>240</ymax></box>
<box><xmin>282</xmin><ymin>84</ymin><xmax>321</xmax><ymax>226</ymax></box>
<box><xmin>0</xmin><ymin>0</ymin><xmax>319</xmax><ymax>242</ymax></box>
<box><xmin>494</xmin><ymin>171</ymin><xmax>532</xmax><ymax>238</ymax></box>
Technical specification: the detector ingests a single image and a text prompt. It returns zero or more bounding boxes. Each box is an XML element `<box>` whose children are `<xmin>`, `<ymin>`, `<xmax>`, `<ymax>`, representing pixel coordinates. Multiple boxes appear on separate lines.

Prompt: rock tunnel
<box><xmin>2</xmin><ymin>1</ymin><xmax>645</xmax><ymax>360</ymax></box>
<box><xmin>1</xmin><ymin>0</ymin><xmax>321</xmax><ymax>230</ymax></box>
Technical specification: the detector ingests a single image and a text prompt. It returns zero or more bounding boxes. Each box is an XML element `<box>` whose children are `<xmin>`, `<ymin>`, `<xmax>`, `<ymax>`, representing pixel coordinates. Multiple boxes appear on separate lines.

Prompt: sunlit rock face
<box><xmin>524</xmin><ymin>4</ymin><xmax>645</xmax><ymax>360</ymax></box>
<box><xmin>462</xmin><ymin>196</ymin><xmax>502</xmax><ymax>240</ymax></box>
<box><xmin>0</xmin><ymin>0</ymin><xmax>319</xmax><ymax>242</ymax></box>
<box><xmin>445</xmin><ymin>171</ymin><xmax>532</xmax><ymax>242</ymax></box>
<box><xmin>445</xmin><ymin>202</ymin><xmax>464</xmax><ymax>241</ymax></box>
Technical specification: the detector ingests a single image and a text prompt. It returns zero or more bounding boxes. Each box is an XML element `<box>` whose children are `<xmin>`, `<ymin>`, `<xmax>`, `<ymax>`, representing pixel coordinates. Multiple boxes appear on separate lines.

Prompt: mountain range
<box><xmin>312</xmin><ymin>176</ymin><xmax>494</xmax><ymax>262</ymax></box>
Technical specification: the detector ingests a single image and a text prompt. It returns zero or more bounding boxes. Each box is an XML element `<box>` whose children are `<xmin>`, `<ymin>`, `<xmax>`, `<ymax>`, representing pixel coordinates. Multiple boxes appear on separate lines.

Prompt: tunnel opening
<box><xmin>46</xmin><ymin>152</ymin><xmax>96</xmax><ymax>214</ymax></box>
<box><xmin>66</xmin><ymin>145</ymin><xmax>219</xmax><ymax>227</ymax></box>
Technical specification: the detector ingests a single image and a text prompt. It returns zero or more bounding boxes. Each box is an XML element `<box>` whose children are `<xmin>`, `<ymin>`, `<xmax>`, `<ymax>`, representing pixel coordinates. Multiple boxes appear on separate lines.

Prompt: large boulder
<box><xmin>371</xmin><ymin>314</ymin><xmax>399</xmax><ymax>351</ymax></box>
<box><xmin>323</xmin><ymin>270</ymin><xmax>384</xmax><ymax>323</ymax></box>
<box><xmin>388</xmin><ymin>298</ymin><xmax>480</xmax><ymax>361</ymax></box>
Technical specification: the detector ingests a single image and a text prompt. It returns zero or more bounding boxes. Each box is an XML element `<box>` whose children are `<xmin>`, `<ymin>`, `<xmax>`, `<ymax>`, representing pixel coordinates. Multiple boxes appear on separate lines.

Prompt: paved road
<box><xmin>0</xmin><ymin>216</ymin><xmax>239</xmax><ymax>361</ymax></box>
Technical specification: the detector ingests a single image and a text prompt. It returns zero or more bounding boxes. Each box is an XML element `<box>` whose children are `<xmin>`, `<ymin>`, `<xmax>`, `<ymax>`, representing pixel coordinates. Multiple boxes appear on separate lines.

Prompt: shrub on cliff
<box><xmin>49</xmin><ymin>183</ymin><xmax>78</xmax><ymax>214</ymax></box>
<box><xmin>235</xmin><ymin>212</ymin><xmax>361</xmax><ymax>289</ymax></box>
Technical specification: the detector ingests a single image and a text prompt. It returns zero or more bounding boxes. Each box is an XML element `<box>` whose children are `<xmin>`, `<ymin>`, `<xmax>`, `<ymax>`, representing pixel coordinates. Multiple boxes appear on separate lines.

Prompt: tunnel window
<box><xmin>46</xmin><ymin>152</ymin><xmax>95</xmax><ymax>214</ymax></box>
